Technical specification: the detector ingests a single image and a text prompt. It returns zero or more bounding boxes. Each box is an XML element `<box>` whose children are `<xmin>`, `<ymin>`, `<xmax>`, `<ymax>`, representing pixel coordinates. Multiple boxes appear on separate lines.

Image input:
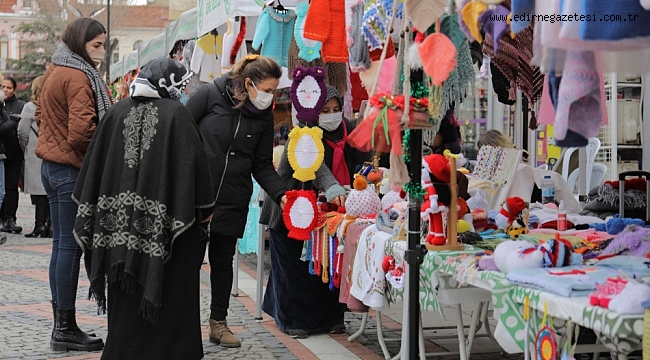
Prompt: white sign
<box><xmin>197</xmin><ymin>0</ymin><xmax>264</xmax><ymax>37</ymax></box>
<box><xmin>139</xmin><ymin>32</ymin><xmax>167</xmax><ymax>67</ymax></box>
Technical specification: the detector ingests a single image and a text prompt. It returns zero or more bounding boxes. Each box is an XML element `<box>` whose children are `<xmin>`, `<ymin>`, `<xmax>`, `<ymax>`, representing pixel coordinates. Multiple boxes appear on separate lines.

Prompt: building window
<box><xmin>0</xmin><ymin>36</ymin><xmax>8</xmax><ymax>59</ymax></box>
<box><xmin>112</xmin><ymin>50</ymin><xmax>120</xmax><ymax>64</ymax></box>
<box><xmin>133</xmin><ymin>40</ymin><xmax>142</xmax><ymax>50</ymax></box>
<box><xmin>19</xmin><ymin>41</ymin><xmax>31</xmax><ymax>58</ymax></box>
<box><xmin>23</xmin><ymin>0</ymin><xmax>32</xmax><ymax>8</ymax></box>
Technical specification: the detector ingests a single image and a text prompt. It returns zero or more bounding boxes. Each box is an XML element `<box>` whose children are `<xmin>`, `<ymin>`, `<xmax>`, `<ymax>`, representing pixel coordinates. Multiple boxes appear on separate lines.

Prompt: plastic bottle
<box><xmin>541</xmin><ymin>175</ymin><xmax>556</xmax><ymax>204</ymax></box>
<box><xmin>557</xmin><ymin>200</ymin><xmax>567</xmax><ymax>231</ymax></box>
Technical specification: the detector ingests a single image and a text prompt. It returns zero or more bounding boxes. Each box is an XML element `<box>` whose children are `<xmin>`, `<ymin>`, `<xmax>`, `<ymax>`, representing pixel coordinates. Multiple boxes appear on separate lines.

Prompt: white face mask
<box><xmin>249</xmin><ymin>81</ymin><xmax>273</xmax><ymax>110</ymax></box>
<box><xmin>318</xmin><ymin>112</ymin><xmax>342</xmax><ymax>132</ymax></box>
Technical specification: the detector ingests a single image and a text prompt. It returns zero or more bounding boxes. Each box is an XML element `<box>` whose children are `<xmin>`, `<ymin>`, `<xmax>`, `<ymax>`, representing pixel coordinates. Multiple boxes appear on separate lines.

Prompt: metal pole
<box><xmin>255</xmin><ymin>191</ymin><xmax>266</xmax><ymax>320</ymax></box>
<box><xmin>105</xmin><ymin>0</ymin><xmax>111</xmax><ymax>84</ymax></box>
<box><xmin>405</xmin><ymin>129</ymin><xmax>425</xmax><ymax>359</ymax></box>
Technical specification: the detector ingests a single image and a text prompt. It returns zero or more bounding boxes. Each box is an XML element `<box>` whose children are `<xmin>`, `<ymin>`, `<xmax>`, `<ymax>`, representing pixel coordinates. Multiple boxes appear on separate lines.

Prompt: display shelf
<box><xmin>597</xmin><ymin>73</ymin><xmax>644</xmax><ymax>181</ymax></box>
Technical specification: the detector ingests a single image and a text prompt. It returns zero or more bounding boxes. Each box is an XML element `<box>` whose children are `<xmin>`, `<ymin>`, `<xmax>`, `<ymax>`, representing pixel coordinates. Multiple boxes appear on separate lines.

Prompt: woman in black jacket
<box><xmin>185</xmin><ymin>55</ymin><xmax>287</xmax><ymax>348</ymax></box>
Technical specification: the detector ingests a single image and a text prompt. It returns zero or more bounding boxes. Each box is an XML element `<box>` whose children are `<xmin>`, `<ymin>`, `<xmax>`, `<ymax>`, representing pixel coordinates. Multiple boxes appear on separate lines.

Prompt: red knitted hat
<box><xmin>499</xmin><ymin>196</ymin><xmax>527</xmax><ymax>222</ymax></box>
<box><xmin>422</xmin><ymin>154</ymin><xmax>451</xmax><ymax>183</ymax></box>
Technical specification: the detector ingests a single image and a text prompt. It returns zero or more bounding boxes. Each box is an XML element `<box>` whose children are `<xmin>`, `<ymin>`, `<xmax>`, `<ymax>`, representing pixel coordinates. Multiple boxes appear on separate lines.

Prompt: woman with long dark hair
<box><xmin>36</xmin><ymin>17</ymin><xmax>112</xmax><ymax>352</ymax></box>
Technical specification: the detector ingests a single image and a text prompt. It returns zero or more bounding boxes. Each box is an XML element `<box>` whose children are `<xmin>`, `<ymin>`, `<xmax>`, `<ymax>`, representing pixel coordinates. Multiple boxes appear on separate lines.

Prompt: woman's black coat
<box><xmin>186</xmin><ymin>75</ymin><xmax>286</xmax><ymax>238</ymax></box>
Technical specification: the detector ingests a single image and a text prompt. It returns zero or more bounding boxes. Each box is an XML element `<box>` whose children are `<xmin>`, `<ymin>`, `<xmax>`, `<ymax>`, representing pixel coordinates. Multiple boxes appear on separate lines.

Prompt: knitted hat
<box><xmin>404</xmin><ymin>0</ymin><xmax>446</xmax><ymax>35</ymax></box>
<box><xmin>478</xmin><ymin>5</ymin><xmax>509</xmax><ymax>54</ymax></box>
<box><xmin>325</xmin><ymin>85</ymin><xmax>342</xmax><ymax>108</ymax></box>
<box><xmin>422</xmin><ymin>154</ymin><xmax>451</xmax><ymax>184</ymax></box>
<box><xmin>499</xmin><ymin>197</ymin><xmax>527</xmax><ymax>223</ymax></box>
<box><xmin>346</xmin><ymin>176</ymin><xmax>382</xmax><ymax>218</ymax></box>
<box><xmin>418</xmin><ymin>32</ymin><xmax>457</xmax><ymax>86</ymax></box>
<box><xmin>547</xmin><ymin>235</ymin><xmax>573</xmax><ymax>267</ymax></box>
<box><xmin>461</xmin><ymin>0</ymin><xmax>488</xmax><ymax>43</ymax></box>
<box><xmin>291</xmin><ymin>66</ymin><xmax>328</xmax><ymax>124</ymax></box>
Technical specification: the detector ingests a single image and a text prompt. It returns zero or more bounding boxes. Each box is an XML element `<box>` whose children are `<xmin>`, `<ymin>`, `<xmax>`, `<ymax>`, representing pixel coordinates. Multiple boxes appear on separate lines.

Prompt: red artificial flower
<box><xmin>392</xmin><ymin>95</ymin><xmax>405</xmax><ymax>110</ymax></box>
<box><xmin>369</xmin><ymin>93</ymin><xmax>388</xmax><ymax>108</ymax></box>
<box><xmin>419</xmin><ymin>97</ymin><xmax>429</xmax><ymax>108</ymax></box>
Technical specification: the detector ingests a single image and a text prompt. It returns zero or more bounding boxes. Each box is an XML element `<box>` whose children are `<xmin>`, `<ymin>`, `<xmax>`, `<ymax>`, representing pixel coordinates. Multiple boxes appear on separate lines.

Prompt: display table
<box><xmin>436</xmin><ymin>255</ymin><xmax>644</xmax><ymax>357</ymax></box>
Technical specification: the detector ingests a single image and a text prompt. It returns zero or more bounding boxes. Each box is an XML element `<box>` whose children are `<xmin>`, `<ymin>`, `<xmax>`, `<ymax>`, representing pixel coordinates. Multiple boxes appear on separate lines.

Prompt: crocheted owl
<box><xmin>290</xmin><ymin>66</ymin><xmax>327</xmax><ymax>124</ymax></box>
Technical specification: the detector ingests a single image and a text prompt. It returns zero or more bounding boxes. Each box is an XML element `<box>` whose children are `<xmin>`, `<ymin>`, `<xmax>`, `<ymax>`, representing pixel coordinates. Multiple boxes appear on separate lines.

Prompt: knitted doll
<box><xmin>421</xmin><ymin>154</ymin><xmax>452</xmax><ymax>245</ymax></box>
<box><xmin>290</xmin><ymin>66</ymin><xmax>328</xmax><ymax>123</ymax></box>
<box><xmin>495</xmin><ymin>196</ymin><xmax>528</xmax><ymax>230</ymax></box>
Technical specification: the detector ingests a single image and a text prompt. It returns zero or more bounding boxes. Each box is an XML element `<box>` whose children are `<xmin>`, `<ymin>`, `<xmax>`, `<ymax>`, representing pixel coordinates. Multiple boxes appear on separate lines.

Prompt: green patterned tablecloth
<box><xmin>436</xmin><ymin>257</ymin><xmax>644</xmax><ymax>355</ymax></box>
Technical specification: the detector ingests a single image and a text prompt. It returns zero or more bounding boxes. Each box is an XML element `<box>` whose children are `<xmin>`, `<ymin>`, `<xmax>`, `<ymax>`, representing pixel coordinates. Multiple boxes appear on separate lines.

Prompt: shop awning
<box><xmin>138</xmin><ymin>32</ymin><xmax>167</xmax><ymax>68</ymax></box>
<box><xmin>123</xmin><ymin>50</ymin><xmax>139</xmax><ymax>74</ymax></box>
<box><xmin>110</xmin><ymin>60</ymin><xmax>124</xmax><ymax>81</ymax></box>
<box><xmin>166</xmin><ymin>8</ymin><xmax>198</xmax><ymax>53</ymax></box>
<box><xmin>197</xmin><ymin>0</ymin><xmax>264</xmax><ymax>37</ymax></box>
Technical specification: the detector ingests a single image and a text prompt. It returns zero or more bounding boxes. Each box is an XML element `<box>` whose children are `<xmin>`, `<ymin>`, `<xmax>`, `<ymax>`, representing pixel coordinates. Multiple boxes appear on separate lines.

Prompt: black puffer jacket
<box><xmin>3</xmin><ymin>96</ymin><xmax>25</xmax><ymax>160</ymax></box>
<box><xmin>0</xmin><ymin>105</ymin><xmax>17</xmax><ymax>159</ymax></box>
<box><xmin>186</xmin><ymin>75</ymin><xmax>286</xmax><ymax>238</ymax></box>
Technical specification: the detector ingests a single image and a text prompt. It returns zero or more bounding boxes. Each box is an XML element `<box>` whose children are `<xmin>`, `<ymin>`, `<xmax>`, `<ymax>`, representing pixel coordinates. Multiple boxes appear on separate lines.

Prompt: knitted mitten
<box><xmin>554</xmin><ymin>50</ymin><xmax>602</xmax><ymax>147</ymax></box>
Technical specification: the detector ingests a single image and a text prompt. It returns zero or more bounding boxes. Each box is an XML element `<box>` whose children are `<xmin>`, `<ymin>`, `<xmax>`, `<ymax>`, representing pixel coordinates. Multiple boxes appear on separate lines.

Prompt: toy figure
<box><xmin>421</xmin><ymin>154</ymin><xmax>452</xmax><ymax>245</ymax></box>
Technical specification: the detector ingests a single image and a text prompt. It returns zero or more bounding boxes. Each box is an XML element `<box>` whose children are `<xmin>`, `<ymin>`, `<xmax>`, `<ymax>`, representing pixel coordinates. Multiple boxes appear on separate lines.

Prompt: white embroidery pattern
<box><xmin>123</xmin><ymin>102</ymin><xmax>159</xmax><ymax>168</ymax></box>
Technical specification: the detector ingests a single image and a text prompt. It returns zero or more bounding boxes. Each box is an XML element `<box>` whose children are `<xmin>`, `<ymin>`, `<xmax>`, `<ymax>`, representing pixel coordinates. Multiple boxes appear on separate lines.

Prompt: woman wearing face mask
<box><xmin>259</xmin><ymin>86</ymin><xmax>368</xmax><ymax>339</ymax></box>
<box><xmin>35</xmin><ymin>17</ymin><xmax>111</xmax><ymax>352</ymax></box>
<box><xmin>318</xmin><ymin>85</ymin><xmax>369</xmax><ymax>187</ymax></box>
<box><xmin>73</xmin><ymin>58</ymin><xmax>214</xmax><ymax>360</ymax></box>
<box><xmin>185</xmin><ymin>54</ymin><xmax>288</xmax><ymax>348</ymax></box>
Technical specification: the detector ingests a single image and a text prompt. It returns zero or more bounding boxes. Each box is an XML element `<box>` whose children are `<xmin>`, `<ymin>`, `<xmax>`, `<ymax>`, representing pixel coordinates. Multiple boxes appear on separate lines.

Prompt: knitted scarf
<box><xmin>51</xmin><ymin>44</ymin><xmax>112</xmax><ymax>122</ymax></box>
<box><xmin>324</xmin><ymin>121</ymin><xmax>350</xmax><ymax>186</ymax></box>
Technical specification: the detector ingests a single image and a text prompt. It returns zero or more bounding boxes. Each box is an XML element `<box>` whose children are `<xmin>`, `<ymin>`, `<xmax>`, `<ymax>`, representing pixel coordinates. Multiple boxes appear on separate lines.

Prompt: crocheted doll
<box><xmin>495</xmin><ymin>196</ymin><xmax>528</xmax><ymax>230</ymax></box>
<box><xmin>421</xmin><ymin>154</ymin><xmax>452</xmax><ymax>245</ymax></box>
<box><xmin>290</xmin><ymin>66</ymin><xmax>328</xmax><ymax>123</ymax></box>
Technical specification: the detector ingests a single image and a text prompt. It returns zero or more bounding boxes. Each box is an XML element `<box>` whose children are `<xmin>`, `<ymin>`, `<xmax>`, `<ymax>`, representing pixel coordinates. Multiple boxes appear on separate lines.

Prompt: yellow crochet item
<box><xmin>461</xmin><ymin>1</ymin><xmax>488</xmax><ymax>43</ymax></box>
<box><xmin>287</xmin><ymin>126</ymin><xmax>325</xmax><ymax>182</ymax></box>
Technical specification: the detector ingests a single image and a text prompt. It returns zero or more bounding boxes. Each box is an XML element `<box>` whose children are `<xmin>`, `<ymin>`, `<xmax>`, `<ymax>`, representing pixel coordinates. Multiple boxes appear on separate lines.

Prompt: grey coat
<box><xmin>18</xmin><ymin>102</ymin><xmax>46</xmax><ymax>196</ymax></box>
<box><xmin>259</xmin><ymin>140</ymin><xmax>347</xmax><ymax>232</ymax></box>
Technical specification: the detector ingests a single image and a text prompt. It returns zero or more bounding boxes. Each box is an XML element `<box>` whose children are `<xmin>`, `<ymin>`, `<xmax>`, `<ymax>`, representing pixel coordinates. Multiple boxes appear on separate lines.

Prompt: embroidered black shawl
<box><xmin>72</xmin><ymin>95</ymin><xmax>214</xmax><ymax>324</ymax></box>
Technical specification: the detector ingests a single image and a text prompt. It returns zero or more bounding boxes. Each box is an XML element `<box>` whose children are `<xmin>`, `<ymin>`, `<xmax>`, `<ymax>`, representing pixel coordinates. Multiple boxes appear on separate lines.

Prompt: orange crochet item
<box><xmin>418</xmin><ymin>32</ymin><xmax>457</xmax><ymax>86</ymax></box>
<box><xmin>303</xmin><ymin>0</ymin><xmax>349</xmax><ymax>62</ymax></box>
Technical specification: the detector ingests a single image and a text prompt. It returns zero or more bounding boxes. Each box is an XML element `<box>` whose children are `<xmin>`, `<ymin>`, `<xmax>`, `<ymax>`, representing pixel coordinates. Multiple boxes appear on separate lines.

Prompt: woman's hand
<box><xmin>280</xmin><ymin>195</ymin><xmax>287</xmax><ymax>209</ymax></box>
<box><xmin>331</xmin><ymin>195</ymin><xmax>346</xmax><ymax>207</ymax></box>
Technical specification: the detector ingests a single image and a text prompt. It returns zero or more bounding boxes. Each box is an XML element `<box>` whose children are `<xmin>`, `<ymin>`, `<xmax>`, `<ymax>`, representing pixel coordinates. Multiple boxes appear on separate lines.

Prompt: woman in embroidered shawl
<box><xmin>260</xmin><ymin>86</ymin><xmax>367</xmax><ymax>339</ymax></box>
<box><xmin>35</xmin><ymin>17</ymin><xmax>111</xmax><ymax>352</ymax></box>
<box><xmin>72</xmin><ymin>58</ymin><xmax>215</xmax><ymax>359</ymax></box>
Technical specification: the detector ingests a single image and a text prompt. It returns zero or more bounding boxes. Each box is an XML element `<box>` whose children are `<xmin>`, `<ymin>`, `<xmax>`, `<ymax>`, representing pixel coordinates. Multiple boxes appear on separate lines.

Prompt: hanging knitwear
<box><xmin>304</xmin><ymin>0</ymin><xmax>349</xmax><ymax>62</ymax></box>
<box><xmin>578</xmin><ymin>0</ymin><xmax>650</xmax><ymax>41</ymax></box>
<box><xmin>252</xmin><ymin>8</ymin><xmax>296</xmax><ymax>67</ymax></box>
<box><xmin>456</xmin><ymin>0</ymin><xmax>476</xmax><ymax>42</ymax></box>
<box><xmin>510</xmin><ymin>0</ymin><xmax>535</xmax><ymax>34</ymax></box>
<box><xmin>294</xmin><ymin>3</ymin><xmax>322</xmax><ymax>62</ymax></box>
<box><xmin>362</xmin><ymin>0</ymin><xmax>390</xmax><ymax>51</ymax></box>
<box><xmin>349</xmin><ymin>68</ymin><xmax>369</xmax><ymax>111</ymax></box>
<box><xmin>554</xmin><ymin>50</ymin><xmax>602</xmax><ymax>148</ymax></box>
<box><xmin>477</xmin><ymin>5</ymin><xmax>509</xmax><ymax>54</ymax></box>
<box><xmin>348</xmin><ymin>1</ymin><xmax>372</xmax><ymax>71</ymax></box>
<box><xmin>287</xmin><ymin>36</ymin><xmax>348</xmax><ymax>95</ymax></box>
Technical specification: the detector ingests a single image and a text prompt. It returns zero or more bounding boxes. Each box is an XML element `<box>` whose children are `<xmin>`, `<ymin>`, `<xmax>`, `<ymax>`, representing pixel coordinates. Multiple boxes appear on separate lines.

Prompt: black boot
<box><xmin>1</xmin><ymin>218</ymin><xmax>22</xmax><ymax>234</ymax></box>
<box><xmin>50</xmin><ymin>302</ymin><xmax>96</xmax><ymax>340</ymax></box>
<box><xmin>25</xmin><ymin>222</ymin><xmax>48</xmax><ymax>238</ymax></box>
<box><xmin>51</xmin><ymin>308</ymin><xmax>104</xmax><ymax>352</ymax></box>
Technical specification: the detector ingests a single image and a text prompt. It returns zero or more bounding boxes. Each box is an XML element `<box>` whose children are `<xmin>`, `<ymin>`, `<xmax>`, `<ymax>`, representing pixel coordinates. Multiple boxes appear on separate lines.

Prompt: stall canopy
<box><xmin>110</xmin><ymin>60</ymin><xmax>124</xmax><ymax>82</ymax></box>
<box><xmin>166</xmin><ymin>8</ymin><xmax>198</xmax><ymax>53</ymax></box>
<box><xmin>123</xmin><ymin>49</ymin><xmax>139</xmax><ymax>74</ymax></box>
<box><xmin>196</xmin><ymin>0</ymin><xmax>264</xmax><ymax>37</ymax></box>
<box><xmin>138</xmin><ymin>32</ymin><xmax>167</xmax><ymax>67</ymax></box>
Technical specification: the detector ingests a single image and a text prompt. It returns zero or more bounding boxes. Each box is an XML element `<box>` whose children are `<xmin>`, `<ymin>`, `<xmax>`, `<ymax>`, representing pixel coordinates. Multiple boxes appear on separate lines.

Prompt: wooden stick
<box><xmin>444</xmin><ymin>150</ymin><xmax>459</xmax><ymax>246</ymax></box>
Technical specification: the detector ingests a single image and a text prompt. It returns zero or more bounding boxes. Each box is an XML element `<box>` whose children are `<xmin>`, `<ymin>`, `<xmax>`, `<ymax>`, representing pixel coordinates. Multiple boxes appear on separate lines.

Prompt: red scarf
<box><xmin>324</xmin><ymin>122</ymin><xmax>350</xmax><ymax>186</ymax></box>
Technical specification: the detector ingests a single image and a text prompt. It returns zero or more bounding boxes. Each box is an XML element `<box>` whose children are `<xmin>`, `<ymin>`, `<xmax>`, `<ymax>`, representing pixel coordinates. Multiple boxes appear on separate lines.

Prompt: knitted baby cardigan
<box><xmin>304</xmin><ymin>0</ymin><xmax>349</xmax><ymax>62</ymax></box>
<box><xmin>252</xmin><ymin>7</ymin><xmax>296</xmax><ymax>67</ymax></box>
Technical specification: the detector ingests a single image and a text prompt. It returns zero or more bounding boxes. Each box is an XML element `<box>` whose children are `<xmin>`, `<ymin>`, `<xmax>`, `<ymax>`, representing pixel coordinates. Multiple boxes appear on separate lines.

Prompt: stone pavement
<box><xmin>1</xmin><ymin>193</ymin><xmax>521</xmax><ymax>359</ymax></box>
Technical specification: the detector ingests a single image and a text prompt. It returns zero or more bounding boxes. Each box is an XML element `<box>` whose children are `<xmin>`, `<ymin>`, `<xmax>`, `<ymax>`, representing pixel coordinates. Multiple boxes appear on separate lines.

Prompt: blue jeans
<box><xmin>42</xmin><ymin>160</ymin><xmax>82</xmax><ymax>310</ymax></box>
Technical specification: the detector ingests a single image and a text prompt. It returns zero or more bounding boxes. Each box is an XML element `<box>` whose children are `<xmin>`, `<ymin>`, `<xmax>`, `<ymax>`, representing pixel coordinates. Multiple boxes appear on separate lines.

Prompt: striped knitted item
<box><xmin>348</xmin><ymin>1</ymin><xmax>372</xmax><ymax>72</ymax></box>
<box><xmin>554</xmin><ymin>50</ymin><xmax>602</xmax><ymax>145</ymax></box>
<box><xmin>579</xmin><ymin>0</ymin><xmax>650</xmax><ymax>41</ymax></box>
<box><xmin>362</xmin><ymin>0</ymin><xmax>389</xmax><ymax>50</ymax></box>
